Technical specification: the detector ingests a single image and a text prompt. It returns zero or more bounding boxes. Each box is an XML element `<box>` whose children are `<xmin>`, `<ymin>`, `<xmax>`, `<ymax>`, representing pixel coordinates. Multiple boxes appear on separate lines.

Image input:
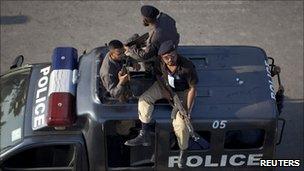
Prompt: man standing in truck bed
<box><xmin>126</xmin><ymin>5</ymin><xmax>180</xmax><ymax>63</ymax></box>
<box><xmin>125</xmin><ymin>40</ymin><xmax>198</xmax><ymax>169</ymax></box>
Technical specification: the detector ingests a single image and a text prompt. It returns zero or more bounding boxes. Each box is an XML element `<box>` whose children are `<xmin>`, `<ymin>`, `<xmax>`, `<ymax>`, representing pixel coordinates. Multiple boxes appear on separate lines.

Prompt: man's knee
<box><xmin>138</xmin><ymin>95</ymin><xmax>154</xmax><ymax>123</ymax></box>
<box><xmin>139</xmin><ymin>91</ymin><xmax>155</xmax><ymax>104</ymax></box>
<box><xmin>173</xmin><ymin>121</ymin><xmax>188</xmax><ymax>134</ymax></box>
<box><xmin>172</xmin><ymin>114</ymin><xmax>188</xmax><ymax>132</ymax></box>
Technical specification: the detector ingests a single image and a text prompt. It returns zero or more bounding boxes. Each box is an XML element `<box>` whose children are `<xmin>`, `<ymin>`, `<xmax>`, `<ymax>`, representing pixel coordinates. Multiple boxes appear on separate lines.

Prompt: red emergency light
<box><xmin>48</xmin><ymin>92</ymin><xmax>76</xmax><ymax>128</ymax></box>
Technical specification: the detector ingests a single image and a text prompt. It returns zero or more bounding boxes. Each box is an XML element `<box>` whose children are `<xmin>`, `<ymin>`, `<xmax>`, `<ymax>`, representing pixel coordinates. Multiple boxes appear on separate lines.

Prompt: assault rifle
<box><xmin>156</xmin><ymin>75</ymin><xmax>200</xmax><ymax>142</ymax></box>
<box><xmin>125</xmin><ymin>33</ymin><xmax>149</xmax><ymax>48</ymax></box>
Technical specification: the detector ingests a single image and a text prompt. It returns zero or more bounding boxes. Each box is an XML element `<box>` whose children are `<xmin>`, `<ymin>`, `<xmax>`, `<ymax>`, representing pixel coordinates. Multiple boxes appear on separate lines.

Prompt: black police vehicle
<box><xmin>0</xmin><ymin>46</ymin><xmax>285</xmax><ymax>171</ymax></box>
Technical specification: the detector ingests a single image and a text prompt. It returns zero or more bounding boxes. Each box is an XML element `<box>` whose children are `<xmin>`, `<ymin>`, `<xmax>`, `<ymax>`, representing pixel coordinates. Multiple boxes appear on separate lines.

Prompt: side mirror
<box><xmin>10</xmin><ymin>55</ymin><xmax>24</xmax><ymax>69</ymax></box>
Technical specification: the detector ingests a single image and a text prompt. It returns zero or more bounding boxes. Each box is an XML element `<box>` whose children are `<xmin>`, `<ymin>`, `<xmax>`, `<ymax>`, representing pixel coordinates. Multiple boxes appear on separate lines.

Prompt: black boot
<box><xmin>178</xmin><ymin>149</ymin><xmax>187</xmax><ymax>169</ymax></box>
<box><xmin>125</xmin><ymin>123</ymin><xmax>151</xmax><ymax>146</ymax></box>
<box><xmin>124</xmin><ymin>129</ymin><xmax>151</xmax><ymax>146</ymax></box>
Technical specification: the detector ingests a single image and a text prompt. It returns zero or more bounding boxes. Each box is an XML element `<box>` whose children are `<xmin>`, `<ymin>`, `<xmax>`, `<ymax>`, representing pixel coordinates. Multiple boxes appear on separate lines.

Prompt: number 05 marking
<box><xmin>212</xmin><ymin>120</ymin><xmax>227</xmax><ymax>129</ymax></box>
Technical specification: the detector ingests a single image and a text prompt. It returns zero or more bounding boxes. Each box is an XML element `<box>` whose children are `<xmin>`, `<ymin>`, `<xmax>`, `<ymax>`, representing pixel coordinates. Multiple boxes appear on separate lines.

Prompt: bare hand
<box><xmin>118</xmin><ymin>71</ymin><xmax>129</xmax><ymax>85</ymax></box>
<box><xmin>124</xmin><ymin>45</ymin><xmax>130</xmax><ymax>52</ymax></box>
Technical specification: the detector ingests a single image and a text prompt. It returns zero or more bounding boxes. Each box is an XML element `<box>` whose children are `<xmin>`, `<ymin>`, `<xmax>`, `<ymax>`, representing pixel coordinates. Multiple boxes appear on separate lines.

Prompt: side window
<box><xmin>225</xmin><ymin>129</ymin><xmax>265</xmax><ymax>149</ymax></box>
<box><xmin>1</xmin><ymin>145</ymin><xmax>76</xmax><ymax>171</ymax></box>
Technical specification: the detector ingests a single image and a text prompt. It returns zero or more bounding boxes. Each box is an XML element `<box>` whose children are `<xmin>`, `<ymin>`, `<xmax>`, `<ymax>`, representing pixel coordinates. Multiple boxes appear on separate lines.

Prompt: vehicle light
<box><xmin>47</xmin><ymin>47</ymin><xmax>78</xmax><ymax>129</ymax></box>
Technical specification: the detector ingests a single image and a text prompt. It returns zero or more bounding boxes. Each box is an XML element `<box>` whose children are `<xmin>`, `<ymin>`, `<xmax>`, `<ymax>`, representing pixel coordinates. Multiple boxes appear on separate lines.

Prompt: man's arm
<box><xmin>187</xmin><ymin>86</ymin><xmax>197</xmax><ymax>114</ymax></box>
<box><xmin>125</xmin><ymin>33</ymin><xmax>149</xmax><ymax>47</ymax></box>
<box><xmin>101</xmin><ymin>73</ymin><xmax>126</xmax><ymax>98</ymax></box>
<box><xmin>187</xmin><ymin>64</ymin><xmax>199</xmax><ymax>114</ymax></box>
<box><xmin>128</xmin><ymin>42</ymin><xmax>159</xmax><ymax>61</ymax></box>
<box><xmin>127</xmin><ymin>31</ymin><xmax>161</xmax><ymax>61</ymax></box>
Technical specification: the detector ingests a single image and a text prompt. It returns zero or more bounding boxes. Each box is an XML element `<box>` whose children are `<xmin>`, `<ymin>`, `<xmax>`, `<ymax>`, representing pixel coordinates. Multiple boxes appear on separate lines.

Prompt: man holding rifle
<box><xmin>125</xmin><ymin>40</ymin><xmax>198</xmax><ymax>168</ymax></box>
<box><xmin>100</xmin><ymin>40</ymin><xmax>140</xmax><ymax>102</ymax></box>
<box><xmin>125</xmin><ymin>5</ymin><xmax>179</xmax><ymax>62</ymax></box>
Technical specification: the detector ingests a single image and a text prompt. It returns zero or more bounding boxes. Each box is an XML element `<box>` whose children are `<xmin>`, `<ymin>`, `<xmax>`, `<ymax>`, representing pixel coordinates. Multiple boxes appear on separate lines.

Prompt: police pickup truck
<box><xmin>0</xmin><ymin>46</ymin><xmax>285</xmax><ymax>171</ymax></box>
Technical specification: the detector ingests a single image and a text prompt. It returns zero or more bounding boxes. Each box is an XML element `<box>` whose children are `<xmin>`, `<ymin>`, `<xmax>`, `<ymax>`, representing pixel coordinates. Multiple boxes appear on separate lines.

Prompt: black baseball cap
<box><xmin>141</xmin><ymin>5</ymin><xmax>159</xmax><ymax>19</ymax></box>
<box><xmin>158</xmin><ymin>40</ymin><xmax>176</xmax><ymax>56</ymax></box>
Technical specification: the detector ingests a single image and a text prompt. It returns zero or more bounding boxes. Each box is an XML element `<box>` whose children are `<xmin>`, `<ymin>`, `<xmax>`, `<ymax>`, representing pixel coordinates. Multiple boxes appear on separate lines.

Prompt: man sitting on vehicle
<box><xmin>124</xmin><ymin>40</ymin><xmax>198</xmax><ymax>168</ymax></box>
<box><xmin>100</xmin><ymin>40</ymin><xmax>139</xmax><ymax>101</ymax></box>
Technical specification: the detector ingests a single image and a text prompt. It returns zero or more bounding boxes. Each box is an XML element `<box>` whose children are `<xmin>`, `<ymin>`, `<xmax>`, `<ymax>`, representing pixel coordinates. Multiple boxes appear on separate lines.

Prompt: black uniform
<box><xmin>161</xmin><ymin>55</ymin><xmax>198</xmax><ymax>92</ymax></box>
<box><xmin>129</xmin><ymin>12</ymin><xmax>180</xmax><ymax>60</ymax></box>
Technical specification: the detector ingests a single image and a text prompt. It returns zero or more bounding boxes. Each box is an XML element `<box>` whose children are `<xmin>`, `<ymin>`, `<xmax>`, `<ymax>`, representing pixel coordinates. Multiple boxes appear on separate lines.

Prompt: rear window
<box><xmin>0</xmin><ymin>68</ymin><xmax>31</xmax><ymax>152</ymax></box>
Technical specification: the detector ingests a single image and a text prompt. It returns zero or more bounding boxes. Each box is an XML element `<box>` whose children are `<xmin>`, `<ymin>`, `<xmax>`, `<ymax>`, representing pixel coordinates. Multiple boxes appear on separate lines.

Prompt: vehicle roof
<box><xmin>76</xmin><ymin>45</ymin><xmax>278</xmax><ymax>121</ymax></box>
<box><xmin>1</xmin><ymin>46</ymin><xmax>278</xmax><ymax>152</ymax></box>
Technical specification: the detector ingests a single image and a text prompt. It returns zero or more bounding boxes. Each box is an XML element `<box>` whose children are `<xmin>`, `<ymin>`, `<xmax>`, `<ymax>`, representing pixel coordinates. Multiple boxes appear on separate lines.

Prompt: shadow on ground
<box><xmin>0</xmin><ymin>15</ymin><xmax>29</xmax><ymax>25</ymax></box>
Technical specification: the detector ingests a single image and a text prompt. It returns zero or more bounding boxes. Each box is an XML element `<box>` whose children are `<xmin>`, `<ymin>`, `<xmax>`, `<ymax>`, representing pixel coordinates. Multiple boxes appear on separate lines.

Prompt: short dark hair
<box><xmin>108</xmin><ymin>40</ymin><xmax>123</xmax><ymax>50</ymax></box>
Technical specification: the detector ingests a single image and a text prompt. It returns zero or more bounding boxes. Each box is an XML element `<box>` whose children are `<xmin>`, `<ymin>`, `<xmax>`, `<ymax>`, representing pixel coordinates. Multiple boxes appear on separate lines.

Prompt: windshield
<box><xmin>0</xmin><ymin>68</ymin><xmax>31</xmax><ymax>152</ymax></box>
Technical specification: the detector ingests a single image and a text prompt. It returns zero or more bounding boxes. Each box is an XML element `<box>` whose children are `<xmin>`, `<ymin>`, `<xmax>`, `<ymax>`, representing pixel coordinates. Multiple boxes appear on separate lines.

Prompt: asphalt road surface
<box><xmin>1</xmin><ymin>1</ymin><xmax>303</xmax><ymax>170</ymax></box>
